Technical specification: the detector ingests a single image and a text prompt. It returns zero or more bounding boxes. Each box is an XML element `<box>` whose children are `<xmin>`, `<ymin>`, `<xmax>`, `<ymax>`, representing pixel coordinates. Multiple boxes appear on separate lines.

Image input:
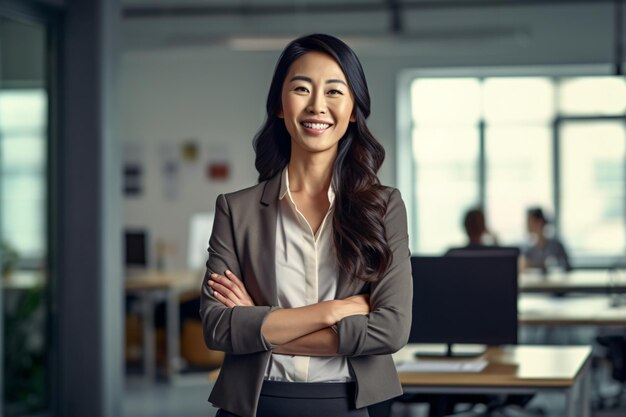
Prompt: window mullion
<box><xmin>479</xmin><ymin>119</ymin><xmax>486</xmax><ymax>209</ymax></box>
<box><xmin>553</xmin><ymin>116</ymin><xmax>561</xmax><ymax>241</ymax></box>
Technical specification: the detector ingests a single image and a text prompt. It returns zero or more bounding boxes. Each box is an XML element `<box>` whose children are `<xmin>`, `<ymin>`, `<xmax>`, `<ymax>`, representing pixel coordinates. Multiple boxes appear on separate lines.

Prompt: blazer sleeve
<box><xmin>334</xmin><ymin>188</ymin><xmax>412</xmax><ymax>357</ymax></box>
<box><xmin>199</xmin><ymin>194</ymin><xmax>277</xmax><ymax>355</ymax></box>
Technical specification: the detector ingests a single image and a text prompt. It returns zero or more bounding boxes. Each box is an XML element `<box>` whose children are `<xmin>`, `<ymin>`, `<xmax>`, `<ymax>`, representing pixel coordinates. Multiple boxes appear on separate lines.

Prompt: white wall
<box><xmin>121</xmin><ymin>1</ymin><xmax>616</xmax><ymax>269</ymax></box>
<box><xmin>121</xmin><ymin>49</ymin><xmax>274</xmax><ymax>269</ymax></box>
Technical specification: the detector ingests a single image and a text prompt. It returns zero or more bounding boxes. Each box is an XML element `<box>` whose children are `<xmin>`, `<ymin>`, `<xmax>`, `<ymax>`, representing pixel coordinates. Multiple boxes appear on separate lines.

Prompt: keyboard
<box><xmin>396</xmin><ymin>359</ymin><xmax>488</xmax><ymax>373</ymax></box>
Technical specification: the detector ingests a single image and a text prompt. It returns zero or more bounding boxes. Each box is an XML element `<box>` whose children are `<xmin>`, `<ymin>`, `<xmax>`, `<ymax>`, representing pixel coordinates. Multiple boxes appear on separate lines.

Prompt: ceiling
<box><xmin>118</xmin><ymin>0</ymin><xmax>615</xmax><ymax>54</ymax></box>
<box><xmin>122</xmin><ymin>0</ymin><xmax>405</xmax><ymax>7</ymax></box>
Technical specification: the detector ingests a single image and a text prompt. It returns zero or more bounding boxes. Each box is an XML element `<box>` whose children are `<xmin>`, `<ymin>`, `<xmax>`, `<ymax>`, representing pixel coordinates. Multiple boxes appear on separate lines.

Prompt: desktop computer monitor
<box><xmin>409</xmin><ymin>255</ymin><xmax>518</xmax><ymax>351</ymax></box>
<box><xmin>187</xmin><ymin>212</ymin><xmax>215</xmax><ymax>271</ymax></box>
<box><xmin>444</xmin><ymin>246</ymin><xmax>520</xmax><ymax>258</ymax></box>
<box><xmin>125</xmin><ymin>230</ymin><xmax>148</xmax><ymax>268</ymax></box>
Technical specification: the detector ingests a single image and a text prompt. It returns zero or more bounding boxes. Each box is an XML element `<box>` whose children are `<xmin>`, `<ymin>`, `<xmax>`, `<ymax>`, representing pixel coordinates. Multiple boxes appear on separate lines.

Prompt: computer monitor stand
<box><xmin>415</xmin><ymin>343</ymin><xmax>487</xmax><ymax>358</ymax></box>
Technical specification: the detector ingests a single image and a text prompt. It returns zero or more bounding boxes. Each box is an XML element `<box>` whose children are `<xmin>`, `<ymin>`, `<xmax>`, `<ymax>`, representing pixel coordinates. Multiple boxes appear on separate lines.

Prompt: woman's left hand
<box><xmin>208</xmin><ymin>270</ymin><xmax>256</xmax><ymax>307</ymax></box>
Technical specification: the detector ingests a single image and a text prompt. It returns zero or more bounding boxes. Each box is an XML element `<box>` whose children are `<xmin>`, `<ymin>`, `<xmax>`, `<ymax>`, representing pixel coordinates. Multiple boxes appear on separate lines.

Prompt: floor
<box><xmin>123</xmin><ymin>374</ymin><xmax>218</xmax><ymax>417</ymax></box>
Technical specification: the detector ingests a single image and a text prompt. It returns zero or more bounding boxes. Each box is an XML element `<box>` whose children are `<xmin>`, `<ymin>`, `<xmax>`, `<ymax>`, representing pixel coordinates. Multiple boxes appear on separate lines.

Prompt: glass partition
<box><xmin>0</xmin><ymin>16</ymin><xmax>50</xmax><ymax>416</ymax></box>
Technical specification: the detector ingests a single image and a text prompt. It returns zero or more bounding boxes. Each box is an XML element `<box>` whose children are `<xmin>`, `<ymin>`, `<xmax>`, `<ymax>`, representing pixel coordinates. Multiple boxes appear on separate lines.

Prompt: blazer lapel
<box><xmin>252</xmin><ymin>174</ymin><xmax>281</xmax><ymax>307</ymax></box>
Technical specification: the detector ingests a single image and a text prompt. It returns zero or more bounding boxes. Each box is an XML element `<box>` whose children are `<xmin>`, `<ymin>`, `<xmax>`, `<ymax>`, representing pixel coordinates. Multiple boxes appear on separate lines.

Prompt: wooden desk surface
<box><xmin>519</xmin><ymin>294</ymin><xmax>626</xmax><ymax>326</ymax></box>
<box><xmin>125</xmin><ymin>269</ymin><xmax>201</xmax><ymax>291</ymax></box>
<box><xmin>209</xmin><ymin>345</ymin><xmax>591</xmax><ymax>389</ymax></box>
<box><xmin>520</xmin><ymin>270</ymin><xmax>626</xmax><ymax>294</ymax></box>
<box><xmin>394</xmin><ymin>345</ymin><xmax>591</xmax><ymax>388</ymax></box>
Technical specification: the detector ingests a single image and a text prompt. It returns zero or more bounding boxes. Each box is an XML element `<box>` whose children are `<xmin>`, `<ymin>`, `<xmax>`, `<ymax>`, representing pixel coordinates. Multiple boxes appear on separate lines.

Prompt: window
<box><xmin>406</xmin><ymin>75</ymin><xmax>626</xmax><ymax>265</ymax></box>
<box><xmin>1</xmin><ymin>13</ymin><xmax>51</xmax><ymax>416</ymax></box>
<box><xmin>559</xmin><ymin>121</ymin><xmax>625</xmax><ymax>257</ymax></box>
<box><xmin>0</xmin><ymin>89</ymin><xmax>47</xmax><ymax>264</ymax></box>
<box><xmin>411</xmin><ymin>79</ymin><xmax>481</xmax><ymax>252</ymax></box>
<box><xmin>413</xmin><ymin>126</ymin><xmax>479</xmax><ymax>252</ymax></box>
<box><xmin>485</xmin><ymin>126</ymin><xmax>553</xmax><ymax>245</ymax></box>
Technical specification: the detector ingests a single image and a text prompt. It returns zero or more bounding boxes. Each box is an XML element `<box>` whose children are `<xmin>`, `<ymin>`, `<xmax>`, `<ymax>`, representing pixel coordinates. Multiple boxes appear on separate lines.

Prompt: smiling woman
<box><xmin>199</xmin><ymin>34</ymin><xmax>412</xmax><ymax>417</ymax></box>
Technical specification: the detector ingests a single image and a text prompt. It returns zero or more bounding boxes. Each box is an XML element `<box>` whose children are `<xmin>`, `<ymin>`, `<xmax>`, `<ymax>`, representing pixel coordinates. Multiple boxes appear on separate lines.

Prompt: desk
<box><xmin>519</xmin><ymin>294</ymin><xmax>626</xmax><ymax>327</ymax></box>
<box><xmin>125</xmin><ymin>269</ymin><xmax>200</xmax><ymax>381</ymax></box>
<box><xmin>209</xmin><ymin>346</ymin><xmax>592</xmax><ymax>417</ymax></box>
<box><xmin>520</xmin><ymin>269</ymin><xmax>626</xmax><ymax>295</ymax></box>
<box><xmin>394</xmin><ymin>345</ymin><xmax>592</xmax><ymax>417</ymax></box>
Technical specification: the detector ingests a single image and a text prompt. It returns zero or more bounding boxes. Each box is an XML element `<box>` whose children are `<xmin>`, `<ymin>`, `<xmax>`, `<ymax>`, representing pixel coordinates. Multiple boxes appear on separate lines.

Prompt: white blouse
<box><xmin>263</xmin><ymin>167</ymin><xmax>352</xmax><ymax>382</ymax></box>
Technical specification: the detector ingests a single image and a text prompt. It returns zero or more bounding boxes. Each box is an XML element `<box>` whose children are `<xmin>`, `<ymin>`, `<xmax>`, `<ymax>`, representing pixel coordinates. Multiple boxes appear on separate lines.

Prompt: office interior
<box><xmin>2</xmin><ymin>0</ymin><xmax>626</xmax><ymax>416</ymax></box>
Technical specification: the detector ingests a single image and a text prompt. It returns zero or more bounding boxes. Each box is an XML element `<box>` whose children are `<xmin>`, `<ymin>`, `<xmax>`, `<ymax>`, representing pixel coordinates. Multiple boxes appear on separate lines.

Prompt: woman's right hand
<box><xmin>208</xmin><ymin>270</ymin><xmax>256</xmax><ymax>307</ymax></box>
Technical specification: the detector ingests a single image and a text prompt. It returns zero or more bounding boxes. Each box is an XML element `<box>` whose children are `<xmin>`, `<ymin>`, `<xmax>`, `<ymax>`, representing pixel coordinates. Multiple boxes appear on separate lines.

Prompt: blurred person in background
<box><xmin>461</xmin><ymin>207</ymin><xmax>498</xmax><ymax>248</ymax></box>
<box><xmin>521</xmin><ymin>207</ymin><xmax>571</xmax><ymax>272</ymax></box>
<box><xmin>445</xmin><ymin>207</ymin><xmax>499</xmax><ymax>255</ymax></box>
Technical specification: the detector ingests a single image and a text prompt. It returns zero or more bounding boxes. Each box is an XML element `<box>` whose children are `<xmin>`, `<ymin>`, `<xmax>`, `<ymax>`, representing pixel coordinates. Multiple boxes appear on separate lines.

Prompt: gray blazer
<box><xmin>200</xmin><ymin>173</ymin><xmax>412</xmax><ymax>417</ymax></box>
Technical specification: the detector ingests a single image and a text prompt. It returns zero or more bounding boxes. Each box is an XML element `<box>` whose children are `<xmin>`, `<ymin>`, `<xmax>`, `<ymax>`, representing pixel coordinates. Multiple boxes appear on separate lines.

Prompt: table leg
<box><xmin>141</xmin><ymin>293</ymin><xmax>156</xmax><ymax>381</ymax></box>
<box><xmin>565</xmin><ymin>386</ymin><xmax>580</xmax><ymax>417</ymax></box>
<box><xmin>566</xmin><ymin>358</ymin><xmax>591</xmax><ymax>417</ymax></box>
<box><xmin>166</xmin><ymin>288</ymin><xmax>181</xmax><ymax>381</ymax></box>
<box><xmin>580</xmin><ymin>360</ymin><xmax>591</xmax><ymax>417</ymax></box>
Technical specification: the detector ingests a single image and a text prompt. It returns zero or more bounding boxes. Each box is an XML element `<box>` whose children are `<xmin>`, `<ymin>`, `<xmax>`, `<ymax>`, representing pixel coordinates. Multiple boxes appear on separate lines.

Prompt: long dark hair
<box><xmin>253</xmin><ymin>33</ymin><xmax>391</xmax><ymax>282</ymax></box>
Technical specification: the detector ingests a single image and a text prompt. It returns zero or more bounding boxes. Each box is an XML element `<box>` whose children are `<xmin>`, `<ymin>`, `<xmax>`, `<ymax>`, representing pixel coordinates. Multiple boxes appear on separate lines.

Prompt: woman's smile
<box><xmin>300</xmin><ymin>119</ymin><xmax>334</xmax><ymax>135</ymax></box>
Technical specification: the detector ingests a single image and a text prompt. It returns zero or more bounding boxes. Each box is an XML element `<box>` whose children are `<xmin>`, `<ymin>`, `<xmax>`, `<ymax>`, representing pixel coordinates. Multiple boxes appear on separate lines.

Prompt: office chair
<box><xmin>446</xmin><ymin>397</ymin><xmax>545</xmax><ymax>417</ymax></box>
<box><xmin>596</xmin><ymin>334</ymin><xmax>626</xmax><ymax>409</ymax></box>
<box><xmin>392</xmin><ymin>394</ymin><xmax>542</xmax><ymax>417</ymax></box>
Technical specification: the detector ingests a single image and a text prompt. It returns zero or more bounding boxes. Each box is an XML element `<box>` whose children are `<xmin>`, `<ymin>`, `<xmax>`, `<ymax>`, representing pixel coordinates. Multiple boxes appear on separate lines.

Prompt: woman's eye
<box><xmin>294</xmin><ymin>86</ymin><xmax>309</xmax><ymax>93</ymax></box>
<box><xmin>327</xmin><ymin>89</ymin><xmax>343</xmax><ymax>96</ymax></box>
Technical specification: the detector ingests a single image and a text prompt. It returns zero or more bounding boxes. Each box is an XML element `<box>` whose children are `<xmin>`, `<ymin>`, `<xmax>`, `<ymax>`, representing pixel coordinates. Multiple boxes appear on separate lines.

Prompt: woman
<box><xmin>521</xmin><ymin>207</ymin><xmax>571</xmax><ymax>272</ymax></box>
<box><xmin>200</xmin><ymin>34</ymin><xmax>412</xmax><ymax>417</ymax></box>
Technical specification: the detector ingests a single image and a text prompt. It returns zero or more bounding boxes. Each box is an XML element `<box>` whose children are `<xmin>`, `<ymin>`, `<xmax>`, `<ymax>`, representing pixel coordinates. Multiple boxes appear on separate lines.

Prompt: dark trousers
<box><xmin>216</xmin><ymin>380</ymin><xmax>370</xmax><ymax>417</ymax></box>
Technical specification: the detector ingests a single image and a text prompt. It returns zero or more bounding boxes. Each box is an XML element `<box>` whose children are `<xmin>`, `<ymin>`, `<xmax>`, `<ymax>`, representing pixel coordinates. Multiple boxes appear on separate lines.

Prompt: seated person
<box><xmin>445</xmin><ymin>207</ymin><xmax>499</xmax><ymax>255</ymax></box>
<box><xmin>462</xmin><ymin>207</ymin><xmax>498</xmax><ymax>248</ymax></box>
<box><xmin>522</xmin><ymin>207</ymin><xmax>571</xmax><ymax>272</ymax></box>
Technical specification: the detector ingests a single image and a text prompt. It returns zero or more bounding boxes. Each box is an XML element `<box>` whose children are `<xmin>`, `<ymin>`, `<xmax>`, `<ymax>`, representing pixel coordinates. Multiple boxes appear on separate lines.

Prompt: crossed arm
<box><xmin>200</xmin><ymin>189</ymin><xmax>411</xmax><ymax>358</ymax></box>
<box><xmin>208</xmin><ymin>270</ymin><xmax>369</xmax><ymax>356</ymax></box>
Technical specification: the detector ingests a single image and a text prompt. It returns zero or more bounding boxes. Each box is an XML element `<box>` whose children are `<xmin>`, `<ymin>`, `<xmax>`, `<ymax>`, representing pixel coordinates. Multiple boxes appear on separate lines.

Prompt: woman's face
<box><xmin>278</xmin><ymin>51</ymin><xmax>356</xmax><ymax>158</ymax></box>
